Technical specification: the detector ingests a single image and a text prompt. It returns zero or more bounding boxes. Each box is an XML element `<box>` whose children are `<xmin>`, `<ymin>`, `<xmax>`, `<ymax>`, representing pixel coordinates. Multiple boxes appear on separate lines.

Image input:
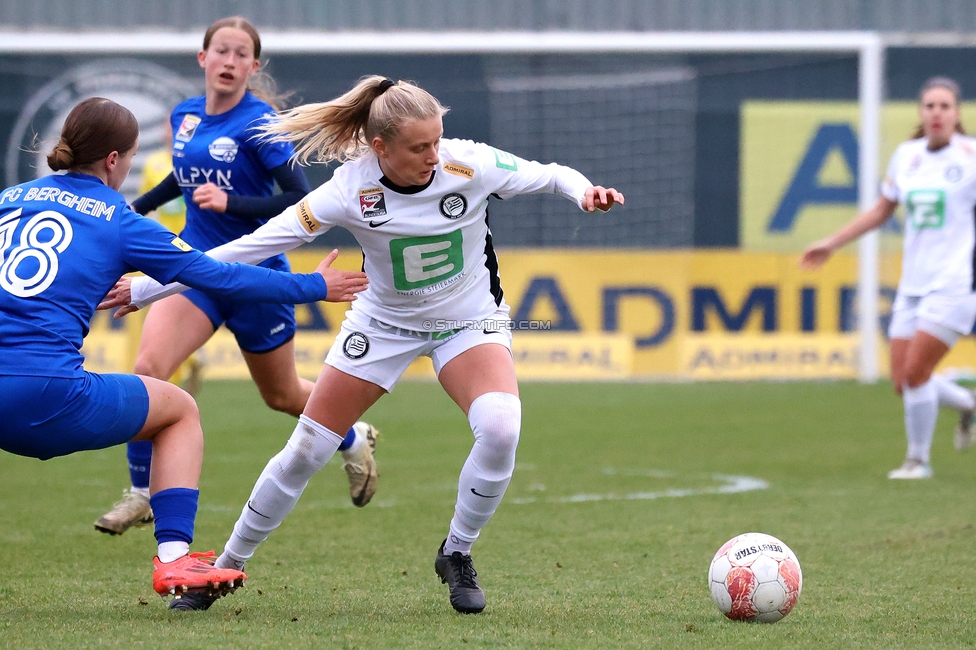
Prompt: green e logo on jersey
<box><xmin>492</xmin><ymin>147</ymin><xmax>518</xmax><ymax>172</ymax></box>
<box><xmin>390</xmin><ymin>230</ymin><xmax>464</xmax><ymax>290</ymax></box>
<box><xmin>906</xmin><ymin>189</ymin><xmax>946</xmax><ymax>229</ymax></box>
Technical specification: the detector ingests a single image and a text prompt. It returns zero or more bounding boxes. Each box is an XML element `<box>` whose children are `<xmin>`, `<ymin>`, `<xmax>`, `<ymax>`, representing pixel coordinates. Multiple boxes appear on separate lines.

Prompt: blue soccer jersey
<box><xmin>0</xmin><ymin>172</ymin><xmax>325</xmax><ymax>379</ymax></box>
<box><xmin>0</xmin><ymin>173</ymin><xmax>205</xmax><ymax>378</ymax></box>
<box><xmin>170</xmin><ymin>92</ymin><xmax>295</xmax><ymax>252</ymax></box>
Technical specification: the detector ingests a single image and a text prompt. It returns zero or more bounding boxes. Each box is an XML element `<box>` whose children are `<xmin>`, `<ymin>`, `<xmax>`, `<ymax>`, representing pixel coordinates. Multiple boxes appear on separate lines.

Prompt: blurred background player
<box><xmin>94</xmin><ymin>16</ymin><xmax>381</xmax><ymax>536</ymax></box>
<box><xmin>109</xmin><ymin>75</ymin><xmax>624</xmax><ymax>613</ymax></box>
<box><xmin>138</xmin><ymin>116</ymin><xmax>203</xmax><ymax>395</ymax></box>
<box><xmin>0</xmin><ymin>97</ymin><xmax>367</xmax><ymax>606</ymax></box>
<box><xmin>801</xmin><ymin>76</ymin><xmax>976</xmax><ymax>479</ymax></box>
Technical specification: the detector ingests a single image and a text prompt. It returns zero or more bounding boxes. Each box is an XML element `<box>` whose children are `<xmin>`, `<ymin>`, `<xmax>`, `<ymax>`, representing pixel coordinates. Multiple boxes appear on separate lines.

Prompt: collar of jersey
<box><xmin>63</xmin><ymin>172</ymin><xmax>105</xmax><ymax>186</ymax></box>
<box><xmin>379</xmin><ymin>170</ymin><xmax>436</xmax><ymax>195</ymax></box>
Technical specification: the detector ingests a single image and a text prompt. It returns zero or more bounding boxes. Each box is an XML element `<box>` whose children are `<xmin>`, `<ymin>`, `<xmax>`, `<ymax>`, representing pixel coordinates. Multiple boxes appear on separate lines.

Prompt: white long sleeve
<box><xmin>130</xmin><ymin>207</ymin><xmax>315</xmax><ymax>308</ymax></box>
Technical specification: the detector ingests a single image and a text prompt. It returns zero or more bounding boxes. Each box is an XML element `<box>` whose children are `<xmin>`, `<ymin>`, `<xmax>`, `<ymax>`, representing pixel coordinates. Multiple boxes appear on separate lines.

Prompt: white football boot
<box><xmin>341</xmin><ymin>422</ymin><xmax>379</xmax><ymax>507</ymax></box>
<box><xmin>887</xmin><ymin>458</ymin><xmax>933</xmax><ymax>480</ymax></box>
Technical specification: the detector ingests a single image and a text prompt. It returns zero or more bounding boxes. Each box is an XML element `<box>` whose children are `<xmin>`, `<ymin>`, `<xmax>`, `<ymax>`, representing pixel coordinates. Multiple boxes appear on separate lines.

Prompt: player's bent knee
<box><xmin>261</xmin><ymin>390</ymin><xmax>302</xmax><ymax>416</ymax></box>
<box><xmin>904</xmin><ymin>367</ymin><xmax>934</xmax><ymax>389</ymax></box>
<box><xmin>277</xmin><ymin>415</ymin><xmax>342</xmax><ymax>479</ymax></box>
<box><xmin>468</xmin><ymin>392</ymin><xmax>522</xmax><ymax>470</ymax></box>
<box><xmin>135</xmin><ymin>355</ymin><xmax>179</xmax><ymax>382</ymax></box>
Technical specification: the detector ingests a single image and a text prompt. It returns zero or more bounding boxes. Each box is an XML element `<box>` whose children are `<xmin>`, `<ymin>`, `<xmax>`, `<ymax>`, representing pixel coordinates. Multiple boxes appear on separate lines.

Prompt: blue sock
<box><xmin>150</xmin><ymin>487</ymin><xmax>198</xmax><ymax>544</ymax></box>
<box><xmin>127</xmin><ymin>440</ymin><xmax>153</xmax><ymax>489</ymax></box>
<box><xmin>336</xmin><ymin>427</ymin><xmax>356</xmax><ymax>452</ymax></box>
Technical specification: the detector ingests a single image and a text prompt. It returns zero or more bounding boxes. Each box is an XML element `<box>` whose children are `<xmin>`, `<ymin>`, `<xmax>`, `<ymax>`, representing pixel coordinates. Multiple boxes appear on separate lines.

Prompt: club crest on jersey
<box><xmin>342</xmin><ymin>331</ymin><xmax>370</xmax><ymax>359</ymax></box>
<box><xmin>945</xmin><ymin>164</ymin><xmax>963</xmax><ymax>182</ymax></box>
<box><xmin>209</xmin><ymin>137</ymin><xmax>239</xmax><ymax>163</ymax></box>
<box><xmin>359</xmin><ymin>187</ymin><xmax>388</xmax><ymax>219</ymax></box>
<box><xmin>439</xmin><ymin>193</ymin><xmax>468</xmax><ymax>219</ymax></box>
<box><xmin>906</xmin><ymin>154</ymin><xmax>922</xmax><ymax>176</ymax></box>
<box><xmin>176</xmin><ymin>115</ymin><xmax>201</xmax><ymax>143</ymax></box>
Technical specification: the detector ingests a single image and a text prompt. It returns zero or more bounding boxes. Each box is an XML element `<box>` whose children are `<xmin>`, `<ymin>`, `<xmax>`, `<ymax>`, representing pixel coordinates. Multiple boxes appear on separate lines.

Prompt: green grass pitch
<box><xmin>2</xmin><ymin>380</ymin><xmax>975</xmax><ymax>649</ymax></box>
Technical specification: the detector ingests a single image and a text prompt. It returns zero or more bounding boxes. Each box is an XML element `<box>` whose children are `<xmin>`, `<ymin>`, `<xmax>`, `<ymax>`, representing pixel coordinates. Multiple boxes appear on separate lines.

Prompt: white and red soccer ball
<box><xmin>708</xmin><ymin>532</ymin><xmax>802</xmax><ymax>623</ymax></box>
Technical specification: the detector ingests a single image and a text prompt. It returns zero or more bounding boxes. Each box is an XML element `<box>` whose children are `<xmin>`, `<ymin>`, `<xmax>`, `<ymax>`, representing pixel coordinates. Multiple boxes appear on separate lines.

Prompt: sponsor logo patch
<box><xmin>176</xmin><ymin>115</ymin><xmax>201</xmax><ymax>143</ymax></box>
<box><xmin>492</xmin><ymin>147</ymin><xmax>518</xmax><ymax>171</ymax></box>
<box><xmin>443</xmin><ymin>161</ymin><xmax>474</xmax><ymax>179</ymax></box>
<box><xmin>439</xmin><ymin>193</ymin><xmax>468</xmax><ymax>219</ymax></box>
<box><xmin>296</xmin><ymin>198</ymin><xmax>322</xmax><ymax>234</ymax></box>
<box><xmin>359</xmin><ymin>187</ymin><xmax>388</xmax><ymax>219</ymax></box>
<box><xmin>208</xmin><ymin>136</ymin><xmax>239</xmax><ymax>163</ymax></box>
<box><xmin>170</xmin><ymin>237</ymin><xmax>193</xmax><ymax>252</ymax></box>
<box><xmin>945</xmin><ymin>164</ymin><xmax>963</xmax><ymax>182</ymax></box>
<box><xmin>342</xmin><ymin>331</ymin><xmax>370</xmax><ymax>359</ymax></box>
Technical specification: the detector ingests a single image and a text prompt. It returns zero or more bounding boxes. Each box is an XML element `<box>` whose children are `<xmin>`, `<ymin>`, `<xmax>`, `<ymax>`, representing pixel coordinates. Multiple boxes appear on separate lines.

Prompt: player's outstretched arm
<box><xmin>582</xmin><ymin>186</ymin><xmax>625</xmax><ymax>212</ymax></box>
<box><xmin>99</xmin><ymin>249</ymin><xmax>369</xmax><ymax>319</ymax></box>
<box><xmin>315</xmin><ymin>249</ymin><xmax>369</xmax><ymax>302</ymax></box>
<box><xmin>799</xmin><ymin>196</ymin><xmax>898</xmax><ymax>271</ymax></box>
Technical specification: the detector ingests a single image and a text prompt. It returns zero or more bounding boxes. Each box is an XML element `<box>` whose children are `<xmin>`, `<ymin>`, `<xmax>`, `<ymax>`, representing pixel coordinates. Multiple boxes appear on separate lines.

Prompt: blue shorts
<box><xmin>184</xmin><ymin>257</ymin><xmax>297</xmax><ymax>354</ymax></box>
<box><xmin>0</xmin><ymin>373</ymin><xmax>150</xmax><ymax>460</ymax></box>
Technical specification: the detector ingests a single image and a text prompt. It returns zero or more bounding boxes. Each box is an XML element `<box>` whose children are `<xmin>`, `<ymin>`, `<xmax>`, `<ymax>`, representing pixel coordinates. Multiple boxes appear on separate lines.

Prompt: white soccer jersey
<box><xmin>881</xmin><ymin>134</ymin><xmax>976</xmax><ymax>296</ymax></box>
<box><xmin>130</xmin><ymin>138</ymin><xmax>593</xmax><ymax>330</ymax></box>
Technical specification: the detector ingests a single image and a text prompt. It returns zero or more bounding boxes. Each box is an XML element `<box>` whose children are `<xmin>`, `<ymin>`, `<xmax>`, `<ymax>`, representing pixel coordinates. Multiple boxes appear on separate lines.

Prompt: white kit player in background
<box><xmin>801</xmin><ymin>76</ymin><xmax>976</xmax><ymax>480</ymax></box>
<box><xmin>100</xmin><ymin>74</ymin><xmax>623</xmax><ymax>614</ymax></box>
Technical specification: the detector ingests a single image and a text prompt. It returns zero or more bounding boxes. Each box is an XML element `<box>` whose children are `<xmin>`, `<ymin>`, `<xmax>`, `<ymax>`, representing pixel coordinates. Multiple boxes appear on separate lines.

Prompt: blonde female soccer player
<box><xmin>801</xmin><ymin>76</ymin><xmax>976</xmax><ymax>479</ymax></box>
<box><xmin>103</xmin><ymin>75</ymin><xmax>623</xmax><ymax>613</ymax></box>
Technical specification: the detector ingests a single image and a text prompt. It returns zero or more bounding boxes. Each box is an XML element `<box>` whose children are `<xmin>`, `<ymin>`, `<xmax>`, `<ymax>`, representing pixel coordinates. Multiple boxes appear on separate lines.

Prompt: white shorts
<box><xmin>888</xmin><ymin>291</ymin><xmax>976</xmax><ymax>346</ymax></box>
<box><xmin>325</xmin><ymin>307</ymin><xmax>514</xmax><ymax>392</ymax></box>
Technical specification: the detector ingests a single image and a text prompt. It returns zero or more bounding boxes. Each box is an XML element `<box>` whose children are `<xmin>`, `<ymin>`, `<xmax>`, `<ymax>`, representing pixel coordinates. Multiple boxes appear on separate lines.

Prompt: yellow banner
<box><xmin>740</xmin><ymin>100</ymin><xmax>976</xmax><ymax>254</ymax></box>
<box><xmin>513</xmin><ymin>333</ymin><xmax>633</xmax><ymax>380</ymax></box>
<box><xmin>682</xmin><ymin>334</ymin><xmax>865</xmax><ymax>381</ymax></box>
<box><xmin>80</xmin><ymin>249</ymin><xmax>976</xmax><ymax>381</ymax></box>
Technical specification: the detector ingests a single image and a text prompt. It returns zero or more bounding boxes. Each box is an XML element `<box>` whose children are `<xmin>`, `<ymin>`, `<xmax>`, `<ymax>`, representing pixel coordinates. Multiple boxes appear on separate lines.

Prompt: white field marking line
<box><xmin>285</xmin><ymin>470</ymin><xmax>769</xmax><ymax>510</ymax></box>
<box><xmin>509</xmin><ymin>472</ymin><xmax>768</xmax><ymax>505</ymax></box>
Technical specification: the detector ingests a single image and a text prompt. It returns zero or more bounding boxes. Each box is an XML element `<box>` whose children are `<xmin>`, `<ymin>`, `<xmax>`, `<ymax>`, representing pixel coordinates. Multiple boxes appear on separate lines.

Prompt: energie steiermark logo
<box><xmin>389</xmin><ymin>230</ymin><xmax>464</xmax><ymax>292</ymax></box>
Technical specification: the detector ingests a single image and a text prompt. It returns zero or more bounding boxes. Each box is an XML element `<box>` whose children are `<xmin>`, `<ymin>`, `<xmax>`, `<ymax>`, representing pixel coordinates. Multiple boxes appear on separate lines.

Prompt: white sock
<box><xmin>131</xmin><ymin>486</ymin><xmax>150</xmax><ymax>499</ymax></box>
<box><xmin>444</xmin><ymin>392</ymin><xmax>521</xmax><ymax>555</ymax></box>
<box><xmin>904</xmin><ymin>381</ymin><xmax>938</xmax><ymax>464</ymax></box>
<box><xmin>341</xmin><ymin>426</ymin><xmax>365</xmax><ymax>459</ymax></box>
<box><xmin>157</xmin><ymin>541</ymin><xmax>189</xmax><ymax>563</ymax></box>
<box><xmin>220</xmin><ymin>415</ymin><xmax>344</xmax><ymax>565</ymax></box>
<box><xmin>930</xmin><ymin>375</ymin><xmax>975</xmax><ymax>411</ymax></box>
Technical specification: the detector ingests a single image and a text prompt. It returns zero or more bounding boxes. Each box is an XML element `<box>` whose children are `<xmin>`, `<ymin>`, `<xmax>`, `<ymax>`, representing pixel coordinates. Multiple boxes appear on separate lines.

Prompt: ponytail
<box><xmin>252</xmin><ymin>75</ymin><xmax>449</xmax><ymax>165</ymax></box>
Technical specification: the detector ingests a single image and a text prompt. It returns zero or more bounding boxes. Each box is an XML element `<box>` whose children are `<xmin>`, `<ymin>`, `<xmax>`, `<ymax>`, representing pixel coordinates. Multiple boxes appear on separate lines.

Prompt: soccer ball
<box><xmin>708</xmin><ymin>532</ymin><xmax>802</xmax><ymax>623</ymax></box>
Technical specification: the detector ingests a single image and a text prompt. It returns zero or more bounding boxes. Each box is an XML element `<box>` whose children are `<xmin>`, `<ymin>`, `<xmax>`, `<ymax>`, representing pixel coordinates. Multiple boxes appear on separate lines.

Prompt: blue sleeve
<box><xmin>131</xmin><ymin>172</ymin><xmax>181</xmax><ymax>215</ymax></box>
<box><xmin>224</xmin><ymin>163</ymin><xmax>310</xmax><ymax>220</ymax></box>
<box><xmin>173</xmin><ymin>255</ymin><xmax>327</xmax><ymax>304</ymax></box>
<box><xmin>118</xmin><ymin>207</ymin><xmax>203</xmax><ymax>284</ymax></box>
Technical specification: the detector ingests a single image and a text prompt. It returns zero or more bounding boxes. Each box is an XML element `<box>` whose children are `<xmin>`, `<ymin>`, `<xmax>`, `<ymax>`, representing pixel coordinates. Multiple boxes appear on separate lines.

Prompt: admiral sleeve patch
<box><xmin>443</xmin><ymin>161</ymin><xmax>475</xmax><ymax>179</ymax></box>
<box><xmin>296</xmin><ymin>198</ymin><xmax>322</xmax><ymax>234</ymax></box>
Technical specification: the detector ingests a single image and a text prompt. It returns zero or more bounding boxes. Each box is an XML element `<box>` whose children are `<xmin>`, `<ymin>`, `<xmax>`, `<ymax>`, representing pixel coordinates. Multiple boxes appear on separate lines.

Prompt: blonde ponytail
<box><xmin>252</xmin><ymin>75</ymin><xmax>449</xmax><ymax>165</ymax></box>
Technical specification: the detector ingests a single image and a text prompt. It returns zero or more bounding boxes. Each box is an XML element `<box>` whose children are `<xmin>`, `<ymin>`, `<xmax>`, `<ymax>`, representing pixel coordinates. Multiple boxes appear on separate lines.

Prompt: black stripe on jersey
<box><xmin>971</xmin><ymin>204</ymin><xmax>976</xmax><ymax>292</ymax></box>
<box><xmin>483</xmin><ymin>207</ymin><xmax>503</xmax><ymax>306</ymax></box>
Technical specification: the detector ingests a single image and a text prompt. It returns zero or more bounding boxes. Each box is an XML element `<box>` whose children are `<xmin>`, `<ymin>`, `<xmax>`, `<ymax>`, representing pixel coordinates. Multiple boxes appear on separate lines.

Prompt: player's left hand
<box><xmin>192</xmin><ymin>183</ymin><xmax>229</xmax><ymax>212</ymax></box>
<box><xmin>96</xmin><ymin>277</ymin><xmax>140</xmax><ymax>318</ymax></box>
<box><xmin>583</xmin><ymin>186</ymin><xmax>625</xmax><ymax>212</ymax></box>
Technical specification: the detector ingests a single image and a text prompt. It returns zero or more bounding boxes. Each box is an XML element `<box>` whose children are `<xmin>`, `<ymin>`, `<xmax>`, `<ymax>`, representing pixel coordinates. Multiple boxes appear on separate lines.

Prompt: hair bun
<box><xmin>46</xmin><ymin>140</ymin><xmax>75</xmax><ymax>171</ymax></box>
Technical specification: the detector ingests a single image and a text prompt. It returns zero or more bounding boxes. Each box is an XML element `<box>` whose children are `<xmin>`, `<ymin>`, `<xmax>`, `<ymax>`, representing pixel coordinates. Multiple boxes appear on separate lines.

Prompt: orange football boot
<box><xmin>153</xmin><ymin>551</ymin><xmax>246</xmax><ymax>597</ymax></box>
